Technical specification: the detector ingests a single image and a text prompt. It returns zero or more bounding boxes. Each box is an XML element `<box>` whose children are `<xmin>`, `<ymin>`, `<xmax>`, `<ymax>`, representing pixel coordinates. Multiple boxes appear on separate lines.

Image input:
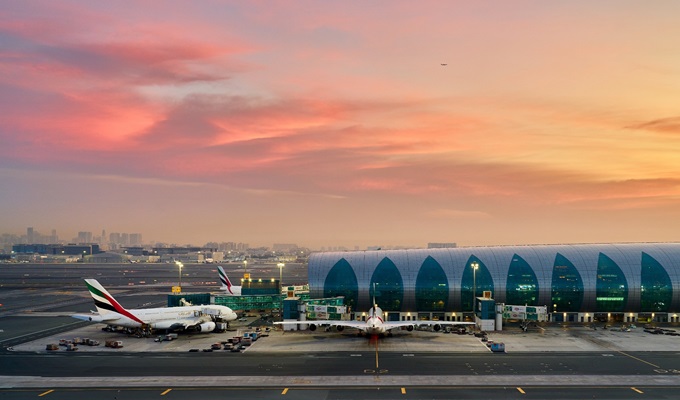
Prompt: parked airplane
<box><xmin>72</xmin><ymin>279</ymin><xmax>238</xmax><ymax>333</ymax></box>
<box><xmin>276</xmin><ymin>297</ymin><xmax>475</xmax><ymax>336</ymax></box>
<box><xmin>217</xmin><ymin>265</ymin><xmax>242</xmax><ymax>295</ymax></box>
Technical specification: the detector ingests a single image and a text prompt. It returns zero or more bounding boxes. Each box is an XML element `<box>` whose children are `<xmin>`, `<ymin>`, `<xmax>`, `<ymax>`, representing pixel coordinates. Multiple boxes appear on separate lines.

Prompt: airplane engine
<box><xmin>309</xmin><ymin>324</ymin><xmax>317</xmax><ymax>331</ymax></box>
<box><xmin>432</xmin><ymin>324</ymin><xmax>442</xmax><ymax>332</ymax></box>
<box><xmin>406</xmin><ymin>325</ymin><xmax>414</xmax><ymax>332</ymax></box>
<box><xmin>336</xmin><ymin>325</ymin><xmax>344</xmax><ymax>332</ymax></box>
<box><xmin>197</xmin><ymin>322</ymin><xmax>216</xmax><ymax>332</ymax></box>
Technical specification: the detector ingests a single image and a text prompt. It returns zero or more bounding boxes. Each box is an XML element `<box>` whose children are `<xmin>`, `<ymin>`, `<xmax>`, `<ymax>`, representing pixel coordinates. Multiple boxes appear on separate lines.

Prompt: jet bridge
<box><xmin>499</xmin><ymin>304</ymin><xmax>549</xmax><ymax>331</ymax></box>
<box><xmin>473</xmin><ymin>297</ymin><xmax>548</xmax><ymax>331</ymax></box>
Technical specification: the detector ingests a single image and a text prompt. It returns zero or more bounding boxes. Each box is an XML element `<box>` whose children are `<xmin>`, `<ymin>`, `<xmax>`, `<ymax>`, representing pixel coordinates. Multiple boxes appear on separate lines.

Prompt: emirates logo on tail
<box><xmin>85</xmin><ymin>279</ymin><xmax>145</xmax><ymax>324</ymax></box>
<box><xmin>218</xmin><ymin>266</ymin><xmax>234</xmax><ymax>294</ymax></box>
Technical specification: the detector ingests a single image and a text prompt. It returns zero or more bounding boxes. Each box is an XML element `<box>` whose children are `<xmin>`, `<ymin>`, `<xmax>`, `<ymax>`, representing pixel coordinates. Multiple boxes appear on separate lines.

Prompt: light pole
<box><xmin>277</xmin><ymin>263</ymin><xmax>285</xmax><ymax>292</ymax></box>
<box><xmin>471</xmin><ymin>262</ymin><xmax>479</xmax><ymax>313</ymax></box>
<box><xmin>175</xmin><ymin>261</ymin><xmax>183</xmax><ymax>292</ymax></box>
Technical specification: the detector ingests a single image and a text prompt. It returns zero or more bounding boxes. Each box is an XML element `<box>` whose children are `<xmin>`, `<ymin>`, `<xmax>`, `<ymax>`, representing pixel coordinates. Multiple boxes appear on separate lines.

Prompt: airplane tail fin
<box><xmin>372</xmin><ymin>282</ymin><xmax>377</xmax><ymax>315</ymax></box>
<box><xmin>217</xmin><ymin>266</ymin><xmax>234</xmax><ymax>294</ymax></box>
<box><xmin>83</xmin><ymin>279</ymin><xmax>144</xmax><ymax>324</ymax></box>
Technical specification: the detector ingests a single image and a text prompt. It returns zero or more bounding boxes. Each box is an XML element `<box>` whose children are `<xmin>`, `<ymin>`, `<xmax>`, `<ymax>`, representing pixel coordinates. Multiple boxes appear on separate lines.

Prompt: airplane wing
<box><xmin>71</xmin><ymin>313</ymin><xmax>120</xmax><ymax>323</ymax></box>
<box><xmin>275</xmin><ymin>320</ymin><xmax>370</xmax><ymax>332</ymax></box>
<box><xmin>382</xmin><ymin>320</ymin><xmax>476</xmax><ymax>332</ymax></box>
<box><xmin>383</xmin><ymin>321</ymin><xmax>422</xmax><ymax>330</ymax></box>
<box><xmin>414</xmin><ymin>321</ymin><xmax>476</xmax><ymax>326</ymax></box>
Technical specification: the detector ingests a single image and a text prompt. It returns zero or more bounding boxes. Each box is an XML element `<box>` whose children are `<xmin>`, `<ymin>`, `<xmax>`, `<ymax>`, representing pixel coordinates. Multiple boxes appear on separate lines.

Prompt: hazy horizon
<box><xmin>2</xmin><ymin>2</ymin><xmax>679</xmax><ymax>249</ymax></box>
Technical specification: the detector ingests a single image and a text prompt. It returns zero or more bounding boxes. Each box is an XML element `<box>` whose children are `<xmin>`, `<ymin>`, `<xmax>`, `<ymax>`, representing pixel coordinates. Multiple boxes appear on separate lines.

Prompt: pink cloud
<box><xmin>0</xmin><ymin>9</ymin><xmax>255</xmax><ymax>161</ymax></box>
<box><xmin>1</xmin><ymin>1</ymin><xmax>679</xmax><ymax>240</ymax></box>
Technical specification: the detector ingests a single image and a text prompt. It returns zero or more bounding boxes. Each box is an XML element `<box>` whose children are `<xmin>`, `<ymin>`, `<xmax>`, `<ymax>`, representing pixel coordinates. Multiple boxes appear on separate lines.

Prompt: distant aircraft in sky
<box><xmin>218</xmin><ymin>265</ymin><xmax>242</xmax><ymax>295</ymax></box>
<box><xmin>72</xmin><ymin>279</ymin><xmax>237</xmax><ymax>333</ymax></box>
<box><xmin>441</xmin><ymin>63</ymin><xmax>447</xmax><ymax>66</ymax></box>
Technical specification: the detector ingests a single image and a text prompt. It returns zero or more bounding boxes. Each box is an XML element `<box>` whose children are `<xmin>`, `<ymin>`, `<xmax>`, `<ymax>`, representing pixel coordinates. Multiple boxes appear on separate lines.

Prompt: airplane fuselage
<box><xmin>220</xmin><ymin>286</ymin><xmax>242</xmax><ymax>296</ymax></box>
<box><xmin>75</xmin><ymin>279</ymin><xmax>239</xmax><ymax>334</ymax></box>
<box><xmin>365</xmin><ymin>307</ymin><xmax>387</xmax><ymax>335</ymax></box>
<box><xmin>86</xmin><ymin>305</ymin><xmax>237</xmax><ymax>330</ymax></box>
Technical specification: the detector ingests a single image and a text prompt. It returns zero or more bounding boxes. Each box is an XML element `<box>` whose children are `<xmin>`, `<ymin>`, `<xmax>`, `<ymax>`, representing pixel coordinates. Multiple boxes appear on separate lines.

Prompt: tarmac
<box><xmin>3</xmin><ymin>374</ymin><xmax>680</xmax><ymax>389</ymax></box>
<box><xmin>9</xmin><ymin>316</ymin><xmax>680</xmax><ymax>354</ymax></box>
<box><xmin>6</xmin><ymin>318</ymin><xmax>680</xmax><ymax>390</ymax></box>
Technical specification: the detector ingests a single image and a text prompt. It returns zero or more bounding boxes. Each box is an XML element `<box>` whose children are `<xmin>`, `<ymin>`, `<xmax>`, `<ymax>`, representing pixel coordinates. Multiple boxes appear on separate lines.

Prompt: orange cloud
<box><xmin>626</xmin><ymin>117</ymin><xmax>680</xmax><ymax>135</ymax></box>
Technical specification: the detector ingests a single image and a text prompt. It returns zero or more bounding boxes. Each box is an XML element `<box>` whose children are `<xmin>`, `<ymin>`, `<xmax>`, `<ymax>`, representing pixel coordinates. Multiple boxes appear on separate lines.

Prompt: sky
<box><xmin>1</xmin><ymin>1</ymin><xmax>680</xmax><ymax>249</ymax></box>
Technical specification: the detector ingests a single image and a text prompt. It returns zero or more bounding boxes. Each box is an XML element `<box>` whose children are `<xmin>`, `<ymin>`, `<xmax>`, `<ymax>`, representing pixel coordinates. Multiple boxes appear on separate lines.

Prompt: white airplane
<box><xmin>276</xmin><ymin>297</ymin><xmax>475</xmax><ymax>336</ymax></box>
<box><xmin>217</xmin><ymin>265</ymin><xmax>242</xmax><ymax>295</ymax></box>
<box><xmin>72</xmin><ymin>279</ymin><xmax>238</xmax><ymax>333</ymax></box>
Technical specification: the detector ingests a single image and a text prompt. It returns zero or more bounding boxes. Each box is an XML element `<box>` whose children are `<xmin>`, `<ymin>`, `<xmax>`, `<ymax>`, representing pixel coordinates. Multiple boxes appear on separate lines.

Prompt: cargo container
<box><xmin>105</xmin><ymin>340</ymin><xmax>124</xmax><ymax>348</ymax></box>
<box><xmin>490</xmin><ymin>342</ymin><xmax>505</xmax><ymax>352</ymax></box>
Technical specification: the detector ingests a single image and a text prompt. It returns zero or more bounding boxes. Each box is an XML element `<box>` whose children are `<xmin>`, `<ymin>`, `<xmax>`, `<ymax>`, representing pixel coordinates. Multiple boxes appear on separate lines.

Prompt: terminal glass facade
<box><xmin>640</xmin><ymin>252</ymin><xmax>672</xmax><ymax>312</ymax></box>
<box><xmin>415</xmin><ymin>256</ymin><xmax>448</xmax><ymax>311</ymax></box>
<box><xmin>369</xmin><ymin>257</ymin><xmax>403</xmax><ymax>311</ymax></box>
<box><xmin>551</xmin><ymin>253</ymin><xmax>584</xmax><ymax>312</ymax></box>
<box><xmin>461</xmin><ymin>256</ymin><xmax>494</xmax><ymax>312</ymax></box>
<box><xmin>323</xmin><ymin>258</ymin><xmax>358</xmax><ymax>311</ymax></box>
<box><xmin>213</xmin><ymin>294</ymin><xmax>283</xmax><ymax>312</ymax></box>
<box><xmin>595</xmin><ymin>253</ymin><xmax>628</xmax><ymax>312</ymax></box>
<box><xmin>307</xmin><ymin>243</ymin><xmax>680</xmax><ymax>316</ymax></box>
<box><xmin>506</xmin><ymin>254</ymin><xmax>539</xmax><ymax>306</ymax></box>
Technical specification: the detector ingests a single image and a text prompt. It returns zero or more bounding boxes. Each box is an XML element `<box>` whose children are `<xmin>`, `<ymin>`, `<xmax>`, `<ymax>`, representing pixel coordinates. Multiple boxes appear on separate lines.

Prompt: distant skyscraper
<box><xmin>219</xmin><ymin>242</ymin><xmax>249</xmax><ymax>252</ymax></box>
<box><xmin>77</xmin><ymin>231</ymin><xmax>93</xmax><ymax>243</ymax></box>
<box><xmin>27</xmin><ymin>227</ymin><xmax>34</xmax><ymax>243</ymax></box>
<box><xmin>130</xmin><ymin>233</ymin><xmax>142</xmax><ymax>246</ymax></box>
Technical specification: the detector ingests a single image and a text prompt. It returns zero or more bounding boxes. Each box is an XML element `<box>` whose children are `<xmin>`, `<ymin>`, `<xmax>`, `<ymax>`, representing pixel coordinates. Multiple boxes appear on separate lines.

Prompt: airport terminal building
<box><xmin>308</xmin><ymin>243</ymin><xmax>680</xmax><ymax>324</ymax></box>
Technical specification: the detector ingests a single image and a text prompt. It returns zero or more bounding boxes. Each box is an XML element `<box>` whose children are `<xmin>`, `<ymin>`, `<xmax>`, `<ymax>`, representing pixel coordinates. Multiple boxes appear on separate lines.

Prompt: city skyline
<box><xmin>0</xmin><ymin>226</ymin><xmax>416</xmax><ymax>251</ymax></box>
<box><xmin>2</xmin><ymin>2</ymin><xmax>680</xmax><ymax>249</ymax></box>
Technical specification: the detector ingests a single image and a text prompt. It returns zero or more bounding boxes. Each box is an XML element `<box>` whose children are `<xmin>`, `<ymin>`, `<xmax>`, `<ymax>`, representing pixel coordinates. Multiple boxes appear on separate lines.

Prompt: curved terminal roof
<box><xmin>308</xmin><ymin>243</ymin><xmax>680</xmax><ymax>313</ymax></box>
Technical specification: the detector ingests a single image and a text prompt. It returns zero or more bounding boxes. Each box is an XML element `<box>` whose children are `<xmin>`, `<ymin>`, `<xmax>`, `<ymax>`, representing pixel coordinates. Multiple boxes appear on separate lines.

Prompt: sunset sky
<box><xmin>2</xmin><ymin>1</ymin><xmax>680</xmax><ymax>249</ymax></box>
